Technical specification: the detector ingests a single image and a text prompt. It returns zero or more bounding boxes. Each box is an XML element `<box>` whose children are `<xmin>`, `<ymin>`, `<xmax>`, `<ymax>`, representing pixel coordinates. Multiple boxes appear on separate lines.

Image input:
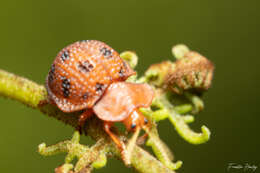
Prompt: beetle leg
<box><xmin>77</xmin><ymin>109</ymin><xmax>93</xmax><ymax>133</ymax></box>
<box><xmin>136</xmin><ymin>133</ymin><xmax>149</xmax><ymax>145</ymax></box>
<box><xmin>103</xmin><ymin>122</ymin><xmax>128</xmax><ymax>165</ymax></box>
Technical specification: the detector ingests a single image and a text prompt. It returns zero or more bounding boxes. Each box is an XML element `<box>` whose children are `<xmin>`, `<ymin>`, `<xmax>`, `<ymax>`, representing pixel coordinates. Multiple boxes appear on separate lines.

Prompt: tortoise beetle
<box><xmin>45</xmin><ymin>40</ymin><xmax>154</xmax><ymax>164</ymax></box>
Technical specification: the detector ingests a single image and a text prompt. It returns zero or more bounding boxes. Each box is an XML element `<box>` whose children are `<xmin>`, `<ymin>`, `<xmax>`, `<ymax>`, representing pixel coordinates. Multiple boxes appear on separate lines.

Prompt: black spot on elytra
<box><xmin>48</xmin><ymin>64</ymin><xmax>55</xmax><ymax>83</ymax></box>
<box><xmin>119</xmin><ymin>61</ymin><xmax>130</xmax><ymax>79</ymax></box>
<box><xmin>95</xmin><ymin>83</ymin><xmax>105</xmax><ymax>93</ymax></box>
<box><xmin>61</xmin><ymin>77</ymin><xmax>70</xmax><ymax>98</ymax></box>
<box><xmin>82</xmin><ymin>92</ymin><xmax>89</xmax><ymax>100</ymax></box>
<box><xmin>119</xmin><ymin>67</ymin><xmax>125</xmax><ymax>78</ymax></box>
<box><xmin>123</xmin><ymin>61</ymin><xmax>131</xmax><ymax>72</ymax></box>
<box><xmin>100</xmin><ymin>47</ymin><xmax>112</xmax><ymax>58</ymax></box>
<box><xmin>78</xmin><ymin>60</ymin><xmax>94</xmax><ymax>73</ymax></box>
<box><xmin>61</xmin><ymin>50</ymin><xmax>70</xmax><ymax>61</ymax></box>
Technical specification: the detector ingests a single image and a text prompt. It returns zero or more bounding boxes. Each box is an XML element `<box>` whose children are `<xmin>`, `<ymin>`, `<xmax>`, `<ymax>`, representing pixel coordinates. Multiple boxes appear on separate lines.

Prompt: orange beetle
<box><xmin>45</xmin><ymin>40</ymin><xmax>154</xmax><ymax>163</ymax></box>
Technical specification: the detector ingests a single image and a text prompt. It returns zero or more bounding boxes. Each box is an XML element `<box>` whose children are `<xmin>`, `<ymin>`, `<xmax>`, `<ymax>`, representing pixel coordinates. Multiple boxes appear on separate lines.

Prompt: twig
<box><xmin>0</xmin><ymin>69</ymin><xmax>175</xmax><ymax>173</ymax></box>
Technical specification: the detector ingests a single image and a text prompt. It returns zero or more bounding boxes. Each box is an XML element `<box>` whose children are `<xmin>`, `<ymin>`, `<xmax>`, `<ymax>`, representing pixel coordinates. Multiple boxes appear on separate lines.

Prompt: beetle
<box><xmin>45</xmin><ymin>40</ymin><xmax>154</xmax><ymax>163</ymax></box>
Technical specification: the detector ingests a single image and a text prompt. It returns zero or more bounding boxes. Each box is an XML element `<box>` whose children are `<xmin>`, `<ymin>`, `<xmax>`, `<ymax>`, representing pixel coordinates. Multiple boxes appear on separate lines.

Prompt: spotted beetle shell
<box><xmin>46</xmin><ymin>40</ymin><xmax>136</xmax><ymax>112</ymax></box>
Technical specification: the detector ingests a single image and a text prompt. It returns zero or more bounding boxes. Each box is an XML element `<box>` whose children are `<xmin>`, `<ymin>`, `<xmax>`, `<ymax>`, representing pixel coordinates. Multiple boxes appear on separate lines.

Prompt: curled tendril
<box><xmin>91</xmin><ymin>152</ymin><xmax>107</xmax><ymax>169</ymax></box>
<box><xmin>168</xmin><ymin>112</ymin><xmax>210</xmax><ymax>144</ymax></box>
<box><xmin>38</xmin><ymin>132</ymin><xmax>108</xmax><ymax>173</ymax></box>
<box><xmin>120</xmin><ymin>51</ymin><xmax>138</xmax><ymax>69</ymax></box>
<box><xmin>182</xmin><ymin>115</ymin><xmax>195</xmax><ymax>124</ymax></box>
<box><xmin>143</xmin><ymin>125</ymin><xmax>183</xmax><ymax>170</ymax></box>
<box><xmin>184</xmin><ymin>92</ymin><xmax>204</xmax><ymax>114</ymax></box>
<box><xmin>141</xmin><ymin>91</ymin><xmax>211</xmax><ymax>145</ymax></box>
<box><xmin>143</xmin><ymin>61</ymin><xmax>175</xmax><ymax>87</ymax></box>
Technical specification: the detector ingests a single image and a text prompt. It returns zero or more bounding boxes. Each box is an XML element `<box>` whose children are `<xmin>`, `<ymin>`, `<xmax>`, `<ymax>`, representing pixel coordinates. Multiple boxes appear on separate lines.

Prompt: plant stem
<box><xmin>0</xmin><ymin>69</ymin><xmax>175</xmax><ymax>173</ymax></box>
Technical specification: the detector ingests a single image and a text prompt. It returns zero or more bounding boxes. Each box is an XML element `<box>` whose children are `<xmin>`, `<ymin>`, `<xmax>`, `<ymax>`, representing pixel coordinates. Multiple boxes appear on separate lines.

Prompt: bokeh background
<box><xmin>0</xmin><ymin>0</ymin><xmax>259</xmax><ymax>173</ymax></box>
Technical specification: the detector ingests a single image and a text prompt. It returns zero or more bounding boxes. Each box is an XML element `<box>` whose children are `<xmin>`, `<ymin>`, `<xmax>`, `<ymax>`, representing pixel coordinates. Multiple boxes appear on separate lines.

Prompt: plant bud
<box><xmin>166</xmin><ymin>51</ymin><xmax>214</xmax><ymax>94</ymax></box>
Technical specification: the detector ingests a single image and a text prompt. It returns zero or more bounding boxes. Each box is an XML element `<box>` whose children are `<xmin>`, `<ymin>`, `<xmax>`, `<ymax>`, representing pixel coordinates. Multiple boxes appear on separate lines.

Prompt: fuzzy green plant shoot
<box><xmin>0</xmin><ymin>44</ymin><xmax>214</xmax><ymax>173</ymax></box>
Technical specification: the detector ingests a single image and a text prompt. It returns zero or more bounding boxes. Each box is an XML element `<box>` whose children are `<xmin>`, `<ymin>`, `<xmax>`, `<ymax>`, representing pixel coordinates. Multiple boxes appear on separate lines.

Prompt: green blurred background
<box><xmin>0</xmin><ymin>0</ymin><xmax>259</xmax><ymax>172</ymax></box>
